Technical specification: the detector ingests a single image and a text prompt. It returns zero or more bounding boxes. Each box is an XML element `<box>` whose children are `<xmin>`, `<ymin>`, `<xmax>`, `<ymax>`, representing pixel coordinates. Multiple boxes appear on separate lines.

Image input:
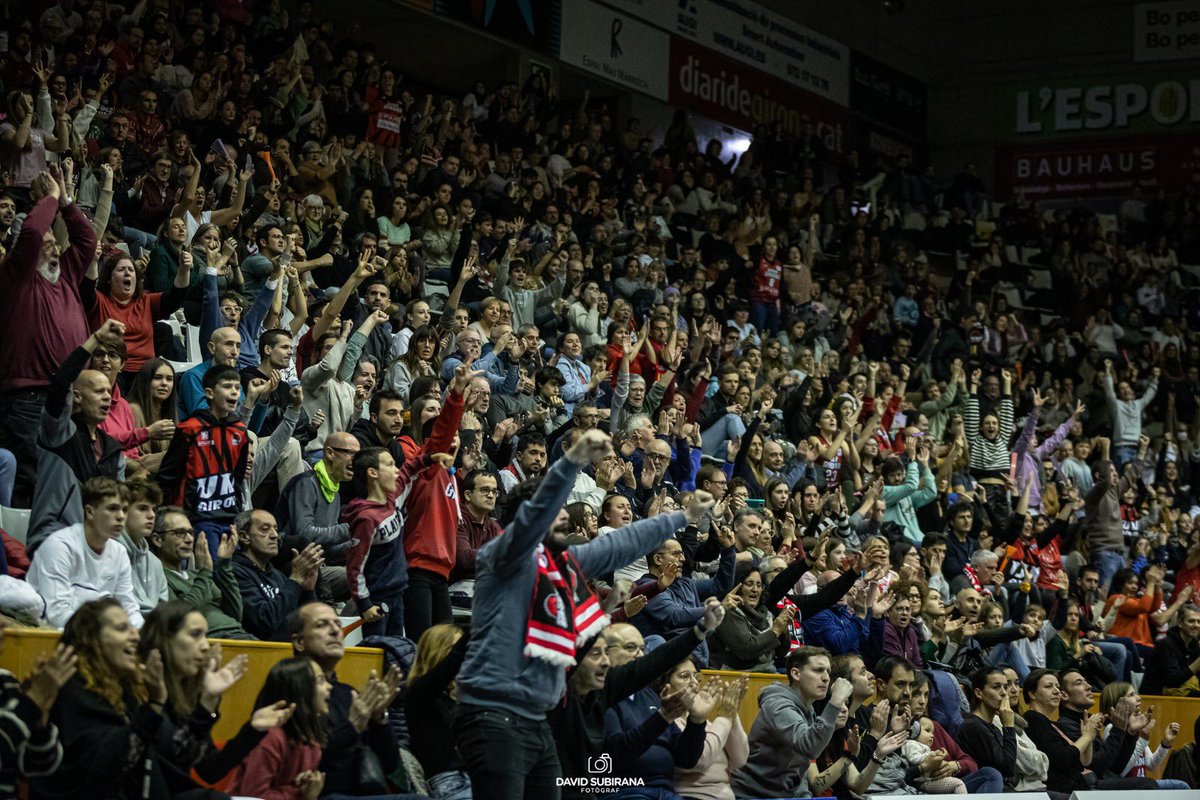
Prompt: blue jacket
<box><xmin>632</xmin><ymin>545</ymin><xmax>736</xmax><ymax>665</ymax></box>
<box><xmin>801</xmin><ymin>604</ymin><xmax>870</xmax><ymax>655</ymax></box>
<box><xmin>604</xmin><ymin>688</ymin><xmax>706</xmax><ymax>791</ymax></box>
<box><xmin>456</xmin><ymin>458</ymin><xmax>688</xmax><ymax>720</ymax></box>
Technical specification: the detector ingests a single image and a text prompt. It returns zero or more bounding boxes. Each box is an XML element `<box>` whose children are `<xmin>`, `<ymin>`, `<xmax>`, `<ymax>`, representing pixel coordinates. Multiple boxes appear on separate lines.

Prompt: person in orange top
<box><xmin>1103</xmin><ymin>565</ymin><xmax>1165</xmax><ymax>659</ymax></box>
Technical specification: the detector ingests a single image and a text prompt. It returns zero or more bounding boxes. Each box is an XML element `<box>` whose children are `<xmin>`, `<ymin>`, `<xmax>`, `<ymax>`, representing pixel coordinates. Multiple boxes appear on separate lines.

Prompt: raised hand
<box><xmin>688</xmin><ymin>677</ymin><xmax>720</xmax><ymax>722</ymax></box>
<box><xmin>24</xmin><ymin>644</ymin><xmax>78</xmax><ymax>719</ymax></box>
<box><xmin>141</xmin><ymin>649</ymin><xmax>168</xmax><ymax>705</ymax></box>
<box><xmin>250</xmin><ymin>699</ymin><xmax>295</xmax><ymax>731</ymax></box>
<box><xmin>202</xmin><ymin>649</ymin><xmax>248</xmax><ymax>699</ymax></box>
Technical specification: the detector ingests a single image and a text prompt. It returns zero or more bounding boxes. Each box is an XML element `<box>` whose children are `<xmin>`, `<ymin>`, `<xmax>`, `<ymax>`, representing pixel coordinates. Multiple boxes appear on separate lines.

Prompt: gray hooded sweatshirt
<box><xmin>732</xmin><ymin>681</ymin><xmax>842</xmax><ymax>798</ymax></box>
<box><xmin>118</xmin><ymin>532</ymin><xmax>169</xmax><ymax>615</ymax></box>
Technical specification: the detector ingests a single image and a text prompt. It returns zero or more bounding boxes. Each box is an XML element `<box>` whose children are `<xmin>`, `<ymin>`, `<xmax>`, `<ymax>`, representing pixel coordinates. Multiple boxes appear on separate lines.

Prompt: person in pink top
<box><xmin>89</xmin><ymin>336</ymin><xmax>175</xmax><ymax>459</ymax></box>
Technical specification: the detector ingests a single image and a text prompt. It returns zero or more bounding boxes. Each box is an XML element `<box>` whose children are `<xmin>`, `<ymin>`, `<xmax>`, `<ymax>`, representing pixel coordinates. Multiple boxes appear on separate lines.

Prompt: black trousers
<box><xmin>452</xmin><ymin>704</ymin><xmax>561</xmax><ymax>800</ymax></box>
<box><xmin>404</xmin><ymin>567</ymin><xmax>452</xmax><ymax>642</ymax></box>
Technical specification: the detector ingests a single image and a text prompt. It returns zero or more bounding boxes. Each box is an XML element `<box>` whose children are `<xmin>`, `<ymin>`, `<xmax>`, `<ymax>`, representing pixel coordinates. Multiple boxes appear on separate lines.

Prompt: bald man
<box><xmin>179</xmin><ymin>326</ymin><xmax>243</xmax><ymax>416</ymax></box>
<box><xmin>602</xmin><ymin>623</ymin><xmax>646</xmax><ymax>667</ymax></box>
<box><xmin>277</xmin><ymin>430</ymin><xmax>359</xmax><ymax>602</ymax></box>
<box><xmin>29</xmin><ymin>321</ymin><xmax>128</xmax><ymax>555</ymax></box>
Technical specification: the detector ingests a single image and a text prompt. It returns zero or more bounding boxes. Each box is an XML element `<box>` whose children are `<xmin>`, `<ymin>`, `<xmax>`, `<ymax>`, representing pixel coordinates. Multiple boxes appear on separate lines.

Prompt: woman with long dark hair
<box><xmin>233</xmin><ymin>657</ymin><xmax>330</xmax><ymax>800</ymax></box>
<box><xmin>383</xmin><ymin>324</ymin><xmax>439</xmax><ymax>401</ymax></box>
<box><xmin>31</xmin><ymin>598</ymin><xmax>212</xmax><ymax>800</ymax></box>
<box><xmin>128</xmin><ymin>357</ymin><xmax>180</xmax><ymax>471</ymax></box>
<box><xmin>136</xmin><ymin>600</ymin><xmax>296</xmax><ymax>795</ymax></box>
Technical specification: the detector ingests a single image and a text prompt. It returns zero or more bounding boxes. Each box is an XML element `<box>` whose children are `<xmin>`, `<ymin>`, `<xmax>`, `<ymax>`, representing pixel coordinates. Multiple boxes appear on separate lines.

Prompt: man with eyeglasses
<box><xmin>550</xmin><ymin>604</ymin><xmax>725</xmax><ymax>797</ymax></box>
<box><xmin>453</xmin><ymin>471</ymin><xmax>502</xmax><ymax>581</ymax></box>
<box><xmin>278</xmin><ymin>431</ymin><xmax>359</xmax><ymax>603</ymax></box>
<box><xmin>29</xmin><ymin>477</ymin><xmax>144</xmax><ymax>629</ymax></box>
<box><xmin>151</xmin><ymin>505</ymin><xmax>253</xmax><ymax>639</ymax></box>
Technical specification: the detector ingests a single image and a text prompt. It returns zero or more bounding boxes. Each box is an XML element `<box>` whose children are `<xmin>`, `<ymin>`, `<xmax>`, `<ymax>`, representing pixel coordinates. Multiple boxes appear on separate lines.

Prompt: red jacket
<box><xmin>931</xmin><ymin>720</ymin><xmax>979</xmax><ymax>776</ymax></box>
<box><xmin>397</xmin><ymin>389</ymin><xmax>465</xmax><ymax>579</ymax></box>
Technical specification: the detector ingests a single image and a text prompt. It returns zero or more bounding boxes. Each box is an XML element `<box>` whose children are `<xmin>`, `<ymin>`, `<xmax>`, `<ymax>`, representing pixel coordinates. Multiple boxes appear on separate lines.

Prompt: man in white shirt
<box><xmin>28</xmin><ymin>476</ymin><xmax>145</xmax><ymax>629</ymax></box>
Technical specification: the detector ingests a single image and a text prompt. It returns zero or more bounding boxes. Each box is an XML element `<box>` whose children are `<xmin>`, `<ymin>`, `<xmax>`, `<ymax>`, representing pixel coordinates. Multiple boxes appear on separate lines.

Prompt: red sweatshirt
<box><xmin>0</xmin><ymin>197</ymin><xmax>95</xmax><ymax>392</ymax></box>
<box><xmin>232</xmin><ymin>727</ymin><xmax>322</xmax><ymax>800</ymax></box>
<box><xmin>398</xmin><ymin>388</ymin><xmax>466</xmax><ymax>579</ymax></box>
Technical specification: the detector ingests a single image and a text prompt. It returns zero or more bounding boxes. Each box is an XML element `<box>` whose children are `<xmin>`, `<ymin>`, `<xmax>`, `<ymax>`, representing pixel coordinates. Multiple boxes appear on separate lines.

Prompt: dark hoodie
<box><xmin>550</xmin><ymin>627</ymin><xmax>705</xmax><ymax>798</ymax></box>
<box><xmin>341</xmin><ymin>454</ymin><xmax>431</xmax><ymax>614</ymax></box>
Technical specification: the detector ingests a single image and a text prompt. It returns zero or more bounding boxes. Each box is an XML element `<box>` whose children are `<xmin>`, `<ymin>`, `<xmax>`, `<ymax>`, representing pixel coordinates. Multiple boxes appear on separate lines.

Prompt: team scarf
<box><xmin>524</xmin><ymin>544</ymin><xmax>608</xmax><ymax>667</ymax></box>
<box><xmin>963</xmin><ymin>564</ymin><xmax>994</xmax><ymax>597</ymax></box>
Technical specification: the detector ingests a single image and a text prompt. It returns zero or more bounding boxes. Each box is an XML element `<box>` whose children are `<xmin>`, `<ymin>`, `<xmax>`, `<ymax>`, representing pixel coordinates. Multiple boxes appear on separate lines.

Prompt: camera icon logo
<box><xmin>587</xmin><ymin>754</ymin><xmax>613</xmax><ymax>774</ymax></box>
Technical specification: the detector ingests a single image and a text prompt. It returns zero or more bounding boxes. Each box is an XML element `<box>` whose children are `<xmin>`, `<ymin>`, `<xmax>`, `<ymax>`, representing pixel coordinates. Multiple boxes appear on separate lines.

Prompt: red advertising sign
<box><xmin>995</xmin><ymin>134</ymin><xmax>1200</xmax><ymax>197</ymax></box>
<box><xmin>667</xmin><ymin>37</ymin><xmax>851</xmax><ymax>153</ymax></box>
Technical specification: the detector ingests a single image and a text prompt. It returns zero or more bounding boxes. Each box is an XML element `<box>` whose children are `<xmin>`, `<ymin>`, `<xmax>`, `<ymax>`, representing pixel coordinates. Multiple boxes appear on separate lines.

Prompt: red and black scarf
<box><xmin>524</xmin><ymin>544</ymin><xmax>608</xmax><ymax>667</ymax></box>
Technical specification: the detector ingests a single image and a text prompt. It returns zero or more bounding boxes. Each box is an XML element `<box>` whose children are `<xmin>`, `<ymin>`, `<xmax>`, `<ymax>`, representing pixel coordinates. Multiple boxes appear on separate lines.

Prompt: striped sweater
<box><xmin>965</xmin><ymin>396</ymin><xmax>1014</xmax><ymax>479</ymax></box>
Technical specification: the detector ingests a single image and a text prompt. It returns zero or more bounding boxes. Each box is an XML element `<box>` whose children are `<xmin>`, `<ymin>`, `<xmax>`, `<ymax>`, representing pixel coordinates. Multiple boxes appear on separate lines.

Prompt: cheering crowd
<box><xmin>2</xmin><ymin>1</ymin><xmax>1200</xmax><ymax>799</ymax></box>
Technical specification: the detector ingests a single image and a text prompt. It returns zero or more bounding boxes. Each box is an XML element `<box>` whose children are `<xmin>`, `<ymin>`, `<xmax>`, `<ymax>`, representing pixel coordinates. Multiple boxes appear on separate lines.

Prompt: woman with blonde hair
<box><xmin>1099</xmin><ymin>681</ymin><xmax>1189</xmax><ymax>788</ymax></box>
<box><xmin>405</xmin><ymin>624</ymin><xmax>471</xmax><ymax>799</ymax></box>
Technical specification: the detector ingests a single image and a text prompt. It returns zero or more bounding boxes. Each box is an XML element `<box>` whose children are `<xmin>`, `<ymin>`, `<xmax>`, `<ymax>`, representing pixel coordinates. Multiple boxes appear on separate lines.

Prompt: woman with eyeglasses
<box><xmin>711</xmin><ymin>562</ymin><xmax>795</xmax><ymax>672</ymax></box>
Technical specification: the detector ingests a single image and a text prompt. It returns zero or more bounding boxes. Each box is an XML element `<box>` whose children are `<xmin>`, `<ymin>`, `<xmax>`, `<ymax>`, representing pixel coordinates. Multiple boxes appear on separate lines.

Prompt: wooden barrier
<box><xmin>0</xmin><ymin>627</ymin><xmax>384</xmax><ymax>742</ymax></box>
<box><xmin>705</xmin><ymin>669</ymin><xmax>1200</xmax><ymax>755</ymax></box>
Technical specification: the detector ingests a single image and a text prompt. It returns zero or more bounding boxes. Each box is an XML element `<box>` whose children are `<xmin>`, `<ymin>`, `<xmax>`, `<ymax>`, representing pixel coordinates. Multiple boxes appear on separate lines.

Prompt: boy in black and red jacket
<box><xmin>157</xmin><ymin>364</ymin><xmax>250</xmax><ymax>559</ymax></box>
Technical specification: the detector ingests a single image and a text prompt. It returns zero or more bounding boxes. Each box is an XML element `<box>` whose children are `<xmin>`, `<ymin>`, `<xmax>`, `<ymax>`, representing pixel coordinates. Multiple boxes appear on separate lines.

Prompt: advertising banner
<box><xmin>600</xmin><ymin>0</ymin><xmax>850</xmax><ymax>106</ymax></box>
<box><xmin>1135</xmin><ymin>1</ymin><xmax>1200</xmax><ymax>61</ymax></box>
<box><xmin>559</xmin><ymin>0</ymin><xmax>670</xmax><ymax>100</ymax></box>
<box><xmin>433</xmin><ymin>0</ymin><xmax>561</xmax><ymax>54</ymax></box>
<box><xmin>998</xmin><ymin>73</ymin><xmax>1200</xmax><ymax>140</ymax></box>
<box><xmin>849</xmin><ymin>50</ymin><xmax>927</xmax><ymax>139</ymax></box>
<box><xmin>667</xmin><ymin>37</ymin><xmax>850</xmax><ymax>152</ymax></box>
<box><xmin>995</xmin><ymin>134</ymin><xmax>1200</xmax><ymax>197</ymax></box>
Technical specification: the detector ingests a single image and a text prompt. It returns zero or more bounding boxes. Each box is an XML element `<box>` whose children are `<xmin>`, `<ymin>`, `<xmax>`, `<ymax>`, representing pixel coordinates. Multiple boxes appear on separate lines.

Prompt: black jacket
<box><xmin>321</xmin><ymin>674</ymin><xmax>401</xmax><ymax>795</ymax></box>
<box><xmin>549</xmin><ymin>627</ymin><xmax>704</xmax><ymax>800</ymax></box>
<box><xmin>1140</xmin><ymin>627</ymin><xmax>1200</xmax><ymax>695</ymax></box>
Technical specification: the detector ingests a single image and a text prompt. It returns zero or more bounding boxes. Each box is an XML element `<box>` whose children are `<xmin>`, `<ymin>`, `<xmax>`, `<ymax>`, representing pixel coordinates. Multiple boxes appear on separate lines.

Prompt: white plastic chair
<box><xmin>0</xmin><ymin>506</ymin><xmax>30</xmax><ymax>544</ymax></box>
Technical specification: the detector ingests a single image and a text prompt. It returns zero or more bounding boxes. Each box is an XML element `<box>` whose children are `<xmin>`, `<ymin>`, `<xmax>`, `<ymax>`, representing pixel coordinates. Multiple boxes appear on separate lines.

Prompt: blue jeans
<box><xmin>1094</xmin><ymin>549</ymin><xmax>1126</xmax><ymax>593</ymax></box>
<box><xmin>1096</xmin><ymin>639</ymin><xmax>1130</xmax><ymax>681</ymax></box>
<box><xmin>427</xmin><ymin>769</ymin><xmax>473</xmax><ymax>800</ymax></box>
<box><xmin>361</xmin><ymin>591</ymin><xmax>406</xmax><ymax>639</ymax></box>
<box><xmin>750</xmin><ymin>300</ymin><xmax>779</xmax><ymax>336</ymax></box>
<box><xmin>986</xmin><ymin>642</ymin><xmax>1031</xmax><ymax>680</ymax></box>
<box><xmin>962</xmin><ymin>766</ymin><xmax>1003</xmax><ymax>793</ymax></box>
<box><xmin>701</xmin><ymin>412</ymin><xmax>747</xmax><ymax>459</ymax></box>
<box><xmin>1158</xmin><ymin>780</ymin><xmax>1193</xmax><ymax>790</ymax></box>
<box><xmin>1112</xmin><ymin>444</ymin><xmax>1138</xmax><ymax>472</ymax></box>
<box><xmin>323</xmin><ymin>793</ymin><xmax>427</xmax><ymax>800</ymax></box>
<box><xmin>195</xmin><ymin>520</ymin><xmax>232</xmax><ymax>562</ymax></box>
<box><xmin>0</xmin><ymin>448</ymin><xmax>15</xmax><ymax>506</ymax></box>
